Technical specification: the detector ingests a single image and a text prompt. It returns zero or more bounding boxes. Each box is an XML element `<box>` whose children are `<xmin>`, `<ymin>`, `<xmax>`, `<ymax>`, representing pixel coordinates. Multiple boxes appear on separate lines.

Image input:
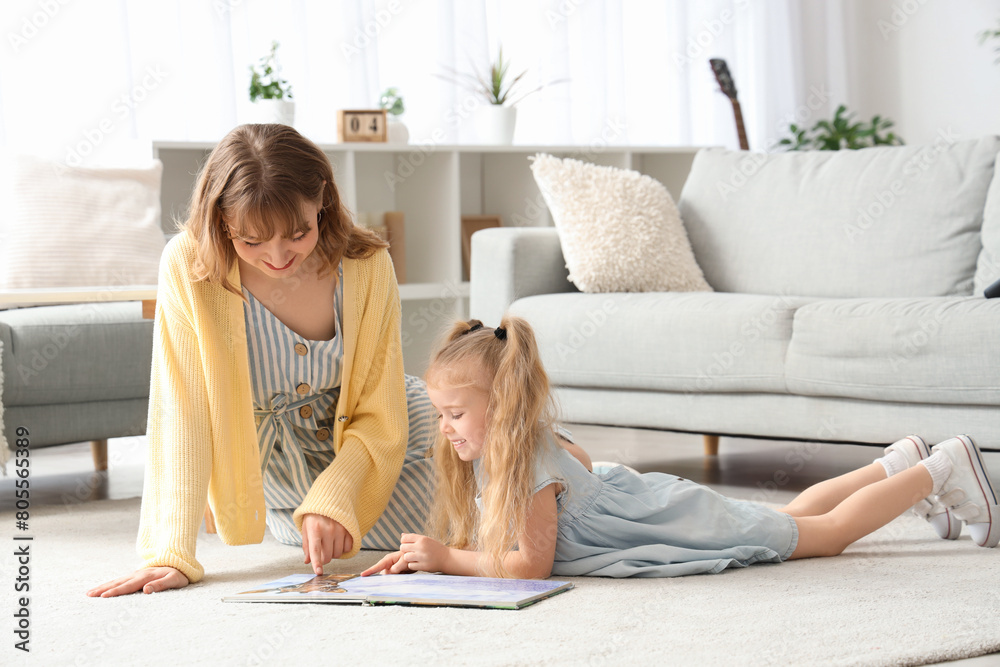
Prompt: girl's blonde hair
<box><xmin>181</xmin><ymin>123</ymin><xmax>387</xmax><ymax>295</ymax></box>
<box><xmin>425</xmin><ymin>315</ymin><xmax>556</xmax><ymax>578</ymax></box>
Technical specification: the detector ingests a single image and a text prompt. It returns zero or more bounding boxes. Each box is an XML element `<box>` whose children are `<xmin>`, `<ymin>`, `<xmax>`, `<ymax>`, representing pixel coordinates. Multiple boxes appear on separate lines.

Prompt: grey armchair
<box><xmin>0</xmin><ymin>300</ymin><xmax>153</xmax><ymax>472</ymax></box>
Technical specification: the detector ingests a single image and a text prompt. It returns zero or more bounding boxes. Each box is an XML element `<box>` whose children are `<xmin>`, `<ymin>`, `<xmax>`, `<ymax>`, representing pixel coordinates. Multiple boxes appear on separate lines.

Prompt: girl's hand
<box><xmin>301</xmin><ymin>514</ymin><xmax>354</xmax><ymax>575</ymax></box>
<box><xmin>360</xmin><ymin>551</ymin><xmax>412</xmax><ymax>576</ymax></box>
<box><xmin>399</xmin><ymin>533</ymin><xmax>451</xmax><ymax>573</ymax></box>
<box><xmin>86</xmin><ymin>567</ymin><xmax>189</xmax><ymax>598</ymax></box>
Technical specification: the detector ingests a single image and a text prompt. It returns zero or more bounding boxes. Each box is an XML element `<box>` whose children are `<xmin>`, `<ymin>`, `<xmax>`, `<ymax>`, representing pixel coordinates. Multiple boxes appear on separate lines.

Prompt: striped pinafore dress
<box><xmin>242</xmin><ymin>263</ymin><xmax>436</xmax><ymax>550</ymax></box>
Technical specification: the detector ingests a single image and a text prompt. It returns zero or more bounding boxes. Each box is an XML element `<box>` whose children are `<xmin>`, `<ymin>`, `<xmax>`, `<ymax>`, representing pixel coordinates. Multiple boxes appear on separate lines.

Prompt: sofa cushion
<box><xmin>509</xmin><ymin>292</ymin><xmax>810</xmax><ymax>394</ymax></box>
<box><xmin>529</xmin><ymin>154</ymin><xmax>712</xmax><ymax>293</ymax></box>
<box><xmin>0</xmin><ymin>303</ymin><xmax>153</xmax><ymax>406</ymax></box>
<box><xmin>975</xmin><ymin>149</ymin><xmax>1000</xmax><ymax>294</ymax></box>
<box><xmin>785</xmin><ymin>297</ymin><xmax>1000</xmax><ymax>405</ymax></box>
<box><xmin>0</xmin><ymin>155</ymin><xmax>165</xmax><ymax>292</ymax></box>
<box><xmin>678</xmin><ymin>137</ymin><xmax>1000</xmax><ymax>298</ymax></box>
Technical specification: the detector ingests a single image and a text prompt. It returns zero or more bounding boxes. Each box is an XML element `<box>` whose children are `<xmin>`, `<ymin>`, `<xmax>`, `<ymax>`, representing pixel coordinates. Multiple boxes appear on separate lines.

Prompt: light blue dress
<box><xmin>477</xmin><ymin>431</ymin><xmax>799</xmax><ymax>578</ymax></box>
<box><xmin>243</xmin><ymin>263</ymin><xmax>435</xmax><ymax>550</ymax></box>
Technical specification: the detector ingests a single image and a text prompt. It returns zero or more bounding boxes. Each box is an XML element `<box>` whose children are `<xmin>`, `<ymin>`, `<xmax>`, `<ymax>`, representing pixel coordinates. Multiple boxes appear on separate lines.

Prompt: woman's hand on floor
<box><xmin>86</xmin><ymin>567</ymin><xmax>189</xmax><ymax>597</ymax></box>
<box><xmin>301</xmin><ymin>513</ymin><xmax>354</xmax><ymax>575</ymax></box>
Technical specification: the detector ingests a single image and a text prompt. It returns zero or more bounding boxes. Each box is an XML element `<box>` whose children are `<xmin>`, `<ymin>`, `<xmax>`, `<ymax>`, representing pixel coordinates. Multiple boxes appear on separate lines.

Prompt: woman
<box><xmin>88</xmin><ymin>124</ymin><xmax>435</xmax><ymax>597</ymax></box>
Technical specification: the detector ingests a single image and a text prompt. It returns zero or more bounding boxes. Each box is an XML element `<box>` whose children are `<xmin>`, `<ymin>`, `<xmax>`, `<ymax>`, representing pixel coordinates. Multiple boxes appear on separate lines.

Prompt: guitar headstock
<box><xmin>710</xmin><ymin>58</ymin><xmax>737</xmax><ymax>101</ymax></box>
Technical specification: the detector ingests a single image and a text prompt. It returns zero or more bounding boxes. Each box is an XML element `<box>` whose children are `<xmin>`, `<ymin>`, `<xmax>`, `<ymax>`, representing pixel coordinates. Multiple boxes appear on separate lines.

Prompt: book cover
<box><xmin>222</xmin><ymin>572</ymin><xmax>573</xmax><ymax>610</ymax></box>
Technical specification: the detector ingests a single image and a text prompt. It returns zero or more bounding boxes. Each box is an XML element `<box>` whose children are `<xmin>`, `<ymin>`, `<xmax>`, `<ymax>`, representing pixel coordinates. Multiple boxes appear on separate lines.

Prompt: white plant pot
<box><xmin>387</xmin><ymin>118</ymin><xmax>410</xmax><ymax>144</ymax></box>
<box><xmin>474</xmin><ymin>105</ymin><xmax>517</xmax><ymax>144</ymax></box>
<box><xmin>249</xmin><ymin>99</ymin><xmax>295</xmax><ymax>126</ymax></box>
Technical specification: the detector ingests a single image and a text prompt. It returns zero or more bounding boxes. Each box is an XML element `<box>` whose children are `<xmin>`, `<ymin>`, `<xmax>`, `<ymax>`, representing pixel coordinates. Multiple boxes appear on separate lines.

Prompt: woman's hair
<box><xmin>181</xmin><ymin>123</ymin><xmax>387</xmax><ymax>295</ymax></box>
<box><xmin>425</xmin><ymin>315</ymin><xmax>556</xmax><ymax>578</ymax></box>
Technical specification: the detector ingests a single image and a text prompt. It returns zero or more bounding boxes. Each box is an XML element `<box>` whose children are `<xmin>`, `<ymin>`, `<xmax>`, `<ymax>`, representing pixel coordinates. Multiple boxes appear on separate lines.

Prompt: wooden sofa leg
<box><xmin>703</xmin><ymin>434</ymin><xmax>720</xmax><ymax>457</ymax></box>
<box><xmin>90</xmin><ymin>439</ymin><xmax>108</xmax><ymax>471</ymax></box>
<box><xmin>204</xmin><ymin>503</ymin><xmax>217</xmax><ymax>534</ymax></box>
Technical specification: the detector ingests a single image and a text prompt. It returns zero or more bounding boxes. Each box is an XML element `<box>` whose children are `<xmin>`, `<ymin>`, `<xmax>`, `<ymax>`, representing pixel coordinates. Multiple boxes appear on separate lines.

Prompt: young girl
<box><xmin>363</xmin><ymin>316</ymin><xmax>998</xmax><ymax>579</ymax></box>
<box><xmin>89</xmin><ymin>124</ymin><xmax>437</xmax><ymax>597</ymax></box>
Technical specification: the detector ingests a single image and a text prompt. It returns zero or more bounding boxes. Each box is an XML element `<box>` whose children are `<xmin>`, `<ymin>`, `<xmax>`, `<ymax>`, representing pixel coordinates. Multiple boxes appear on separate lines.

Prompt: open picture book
<box><xmin>222</xmin><ymin>572</ymin><xmax>574</xmax><ymax>610</ymax></box>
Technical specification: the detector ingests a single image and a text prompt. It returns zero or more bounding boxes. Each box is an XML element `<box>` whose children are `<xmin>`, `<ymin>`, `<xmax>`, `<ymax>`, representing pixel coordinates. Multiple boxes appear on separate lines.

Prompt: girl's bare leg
<box><xmin>780</xmin><ymin>463</ymin><xmax>887</xmax><ymax>518</ymax></box>
<box><xmin>788</xmin><ymin>465</ymin><xmax>934</xmax><ymax>559</ymax></box>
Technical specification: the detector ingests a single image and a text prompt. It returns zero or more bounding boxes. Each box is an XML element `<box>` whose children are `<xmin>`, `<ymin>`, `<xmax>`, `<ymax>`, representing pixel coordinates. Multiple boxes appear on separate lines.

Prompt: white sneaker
<box><xmin>930</xmin><ymin>435</ymin><xmax>999</xmax><ymax>548</ymax></box>
<box><xmin>885</xmin><ymin>435</ymin><xmax>962</xmax><ymax>540</ymax></box>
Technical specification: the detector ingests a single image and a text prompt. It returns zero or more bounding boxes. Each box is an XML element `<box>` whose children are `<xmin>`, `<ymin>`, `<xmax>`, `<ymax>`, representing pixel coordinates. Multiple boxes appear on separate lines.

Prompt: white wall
<box><xmin>843</xmin><ymin>0</ymin><xmax>1000</xmax><ymax>145</ymax></box>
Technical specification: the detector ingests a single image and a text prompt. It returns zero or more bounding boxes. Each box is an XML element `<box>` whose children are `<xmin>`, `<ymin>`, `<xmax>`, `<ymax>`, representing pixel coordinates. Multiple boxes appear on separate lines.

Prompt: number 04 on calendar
<box><xmin>337</xmin><ymin>109</ymin><xmax>388</xmax><ymax>142</ymax></box>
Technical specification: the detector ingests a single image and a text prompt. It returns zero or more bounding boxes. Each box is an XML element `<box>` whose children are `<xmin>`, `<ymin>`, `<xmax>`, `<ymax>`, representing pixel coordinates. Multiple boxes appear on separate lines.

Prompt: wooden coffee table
<box><xmin>0</xmin><ymin>286</ymin><xmax>158</xmax><ymax>309</ymax></box>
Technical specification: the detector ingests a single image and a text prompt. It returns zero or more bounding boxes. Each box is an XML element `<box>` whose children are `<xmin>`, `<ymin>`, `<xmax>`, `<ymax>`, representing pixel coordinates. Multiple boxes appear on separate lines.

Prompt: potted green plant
<box><xmin>979</xmin><ymin>19</ymin><xmax>1000</xmax><ymax>64</ymax></box>
<box><xmin>775</xmin><ymin>105</ymin><xmax>903</xmax><ymax>151</ymax></box>
<box><xmin>379</xmin><ymin>87</ymin><xmax>409</xmax><ymax>144</ymax></box>
<box><xmin>440</xmin><ymin>46</ymin><xmax>555</xmax><ymax>144</ymax></box>
<box><xmin>248</xmin><ymin>41</ymin><xmax>294</xmax><ymax>126</ymax></box>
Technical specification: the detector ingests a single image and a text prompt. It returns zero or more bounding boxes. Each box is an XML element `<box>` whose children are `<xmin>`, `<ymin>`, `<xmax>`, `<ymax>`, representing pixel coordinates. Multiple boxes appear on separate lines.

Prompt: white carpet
<box><xmin>4</xmin><ymin>497</ymin><xmax>999</xmax><ymax>666</ymax></box>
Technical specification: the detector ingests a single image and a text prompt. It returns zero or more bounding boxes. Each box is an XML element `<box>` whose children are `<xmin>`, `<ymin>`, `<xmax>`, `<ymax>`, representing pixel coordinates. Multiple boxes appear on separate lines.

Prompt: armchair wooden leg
<box><xmin>703</xmin><ymin>434</ymin><xmax>720</xmax><ymax>457</ymax></box>
<box><xmin>204</xmin><ymin>503</ymin><xmax>217</xmax><ymax>534</ymax></box>
<box><xmin>90</xmin><ymin>439</ymin><xmax>108</xmax><ymax>471</ymax></box>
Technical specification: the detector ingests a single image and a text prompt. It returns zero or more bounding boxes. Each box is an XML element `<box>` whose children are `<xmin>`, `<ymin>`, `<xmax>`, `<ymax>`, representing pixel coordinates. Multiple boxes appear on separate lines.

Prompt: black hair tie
<box><xmin>463</xmin><ymin>322</ymin><xmax>483</xmax><ymax>335</ymax></box>
<box><xmin>494</xmin><ymin>327</ymin><xmax>507</xmax><ymax>341</ymax></box>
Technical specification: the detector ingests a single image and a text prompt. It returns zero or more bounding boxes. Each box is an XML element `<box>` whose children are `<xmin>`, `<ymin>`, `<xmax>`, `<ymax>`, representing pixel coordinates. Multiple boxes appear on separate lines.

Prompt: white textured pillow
<box><xmin>0</xmin><ymin>156</ymin><xmax>165</xmax><ymax>289</ymax></box>
<box><xmin>530</xmin><ymin>154</ymin><xmax>711</xmax><ymax>293</ymax></box>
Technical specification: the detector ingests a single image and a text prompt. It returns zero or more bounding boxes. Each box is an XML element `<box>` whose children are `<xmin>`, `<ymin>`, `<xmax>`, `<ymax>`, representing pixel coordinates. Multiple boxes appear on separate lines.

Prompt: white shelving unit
<box><xmin>152</xmin><ymin>141</ymin><xmax>702</xmax><ymax>374</ymax></box>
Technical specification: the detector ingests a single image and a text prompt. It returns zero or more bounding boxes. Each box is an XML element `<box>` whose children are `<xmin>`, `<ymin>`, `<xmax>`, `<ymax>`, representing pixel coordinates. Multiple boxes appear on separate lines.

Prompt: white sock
<box><xmin>874</xmin><ymin>450</ymin><xmax>909</xmax><ymax>478</ymax></box>
<box><xmin>919</xmin><ymin>451</ymin><xmax>953</xmax><ymax>495</ymax></box>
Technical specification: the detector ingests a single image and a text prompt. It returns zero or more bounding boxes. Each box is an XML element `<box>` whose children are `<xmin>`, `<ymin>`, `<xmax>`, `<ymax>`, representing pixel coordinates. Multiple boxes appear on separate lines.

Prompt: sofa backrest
<box><xmin>677</xmin><ymin>136</ymin><xmax>1000</xmax><ymax>298</ymax></box>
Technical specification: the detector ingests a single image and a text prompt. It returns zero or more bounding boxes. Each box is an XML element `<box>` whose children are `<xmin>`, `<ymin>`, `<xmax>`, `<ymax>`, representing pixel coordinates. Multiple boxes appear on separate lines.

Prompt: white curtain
<box><xmin>0</xmin><ymin>0</ymin><xmax>849</xmax><ymax>163</ymax></box>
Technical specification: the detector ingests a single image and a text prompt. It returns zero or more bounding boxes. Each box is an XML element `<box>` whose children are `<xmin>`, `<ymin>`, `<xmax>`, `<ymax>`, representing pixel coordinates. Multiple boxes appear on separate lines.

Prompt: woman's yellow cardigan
<box><xmin>136</xmin><ymin>232</ymin><xmax>408</xmax><ymax>583</ymax></box>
